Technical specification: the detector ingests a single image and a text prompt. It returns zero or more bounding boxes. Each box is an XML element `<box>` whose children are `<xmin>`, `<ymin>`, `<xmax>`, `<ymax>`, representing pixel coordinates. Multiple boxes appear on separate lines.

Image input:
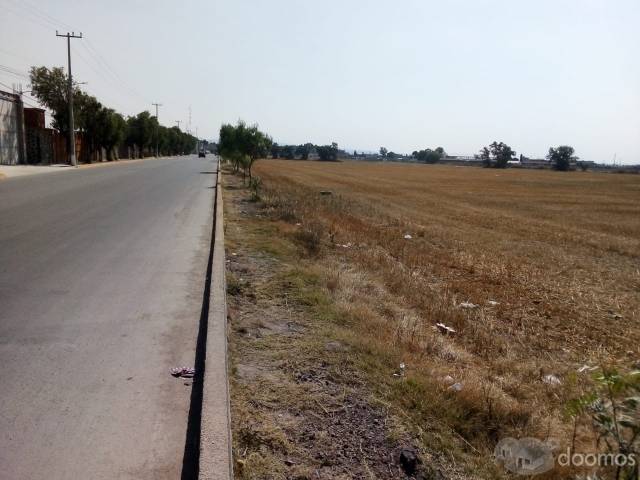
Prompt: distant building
<box><xmin>439</xmin><ymin>155</ymin><xmax>483</xmax><ymax>166</ymax></box>
<box><xmin>520</xmin><ymin>157</ymin><xmax>550</xmax><ymax>168</ymax></box>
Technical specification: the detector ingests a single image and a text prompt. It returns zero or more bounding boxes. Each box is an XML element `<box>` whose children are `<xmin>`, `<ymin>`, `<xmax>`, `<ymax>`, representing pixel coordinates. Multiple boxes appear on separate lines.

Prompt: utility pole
<box><xmin>56</xmin><ymin>31</ymin><xmax>82</xmax><ymax>167</ymax></box>
<box><xmin>152</xmin><ymin>102</ymin><xmax>162</xmax><ymax>157</ymax></box>
<box><xmin>175</xmin><ymin>120</ymin><xmax>181</xmax><ymax>130</ymax></box>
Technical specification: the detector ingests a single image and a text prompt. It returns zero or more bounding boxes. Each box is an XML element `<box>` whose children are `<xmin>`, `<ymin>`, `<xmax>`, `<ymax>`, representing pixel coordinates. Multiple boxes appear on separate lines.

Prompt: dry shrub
<box><xmin>293</xmin><ymin>220</ymin><xmax>324</xmax><ymax>256</ymax></box>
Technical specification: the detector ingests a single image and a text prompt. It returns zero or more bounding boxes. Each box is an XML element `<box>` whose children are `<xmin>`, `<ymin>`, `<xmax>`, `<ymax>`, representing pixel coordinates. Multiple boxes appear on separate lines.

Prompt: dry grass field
<box><xmin>226</xmin><ymin>159</ymin><xmax>639</xmax><ymax>478</ymax></box>
<box><xmin>250</xmin><ymin>160</ymin><xmax>639</xmax><ymax>469</ymax></box>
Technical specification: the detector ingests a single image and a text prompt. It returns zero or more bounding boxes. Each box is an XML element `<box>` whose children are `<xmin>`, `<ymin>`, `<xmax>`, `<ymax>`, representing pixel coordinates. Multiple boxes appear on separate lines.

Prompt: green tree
<box><xmin>317</xmin><ymin>143</ymin><xmax>339</xmax><ymax>161</ymax></box>
<box><xmin>547</xmin><ymin>145</ymin><xmax>577</xmax><ymax>171</ymax></box>
<box><xmin>95</xmin><ymin>108</ymin><xmax>126</xmax><ymax>160</ymax></box>
<box><xmin>217</xmin><ymin>120</ymin><xmax>272</xmax><ymax>181</ymax></box>
<box><xmin>29</xmin><ymin>66</ymin><xmax>78</xmax><ymax>138</ymax></box>
<box><xmin>568</xmin><ymin>368</ymin><xmax>640</xmax><ymax>480</ymax></box>
<box><xmin>270</xmin><ymin>143</ymin><xmax>280</xmax><ymax>159</ymax></box>
<box><xmin>126</xmin><ymin>111</ymin><xmax>157</xmax><ymax>156</ymax></box>
<box><xmin>415</xmin><ymin>147</ymin><xmax>446</xmax><ymax>164</ymax></box>
<box><xmin>480</xmin><ymin>141</ymin><xmax>516</xmax><ymax>168</ymax></box>
<box><xmin>281</xmin><ymin>145</ymin><xmax>295</xmax><ymax>159</ymax></box>
<box><xmin>75</xmin><ymin>93</ymin><xmax>104</xmax><ymax>162</ymax></box>
<box><xmin>296</xmin><ymin>143</ymin><xmax>313</xmax><ymax>160</ymax></box>
<box><xmin>379</xmin><ymin>147</ymin><xmax>388</xmax><ymax>157</ymax></box>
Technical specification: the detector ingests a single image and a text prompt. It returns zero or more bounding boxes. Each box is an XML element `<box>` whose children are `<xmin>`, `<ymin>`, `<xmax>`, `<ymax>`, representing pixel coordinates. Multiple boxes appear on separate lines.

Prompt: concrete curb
<box><xmin>199</xmin><ymin>163</ymin><xmax>233</xmax><ymax>479</ymax></box>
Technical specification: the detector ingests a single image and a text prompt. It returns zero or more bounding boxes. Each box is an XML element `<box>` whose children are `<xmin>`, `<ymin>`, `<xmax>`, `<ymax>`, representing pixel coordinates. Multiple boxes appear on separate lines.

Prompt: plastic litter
<box><xmin>449</xmin><ymin>382</ymin><xmax>463</xmax><ymax>392</ymax></box>
<box><xmin>542</xmin><ymin>374</ymin><xmax>561</xmax><ymax>385</ymax></box>
<box><xmin>487</xmin><ymin>300</ymin><xmax>500</xmax><ymax>306</ymax></box>
<box><xmin>442</xmin><ymin>375</ymin><xmax>455</xmax><ymax>384</ymax></box>
<box><xmin>170</xmin><ymin>367</ymin><xmax>195</xmax><ymax>378</ymax></box>
<box><xmin>435</xmin><ymin>323</ymin><xmax>456</xmax><ymax>335</ymax></box>
<box><xmin>577</xmin><ymin>365</ymin><xmax>597</xmax><ymax>373</ymax></box>
<box><xmin>459</xmin><ymin>302</ymin><xmax>478</xmax><ymax>309</ymax></box>
<box><xmin>403</xmin><ymin>234</ymin><xmax>412</xmax><ymax>239</ymax></box>
<box><xmin>393</xmin><ymin>363</ymin><xmax>406</xmax><ymax>377</ymax></box>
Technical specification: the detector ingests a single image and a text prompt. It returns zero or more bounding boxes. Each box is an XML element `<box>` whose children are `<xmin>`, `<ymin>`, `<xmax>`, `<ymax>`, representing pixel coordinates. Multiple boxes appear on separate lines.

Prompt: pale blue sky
<box><xmin>1</xmin><ymin>0</ymin><xmax>638</xmax><ymax>163</ymax></box>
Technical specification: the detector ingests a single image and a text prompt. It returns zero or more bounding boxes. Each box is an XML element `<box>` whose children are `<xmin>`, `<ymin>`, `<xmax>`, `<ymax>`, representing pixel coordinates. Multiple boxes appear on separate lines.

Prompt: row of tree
<box><xmin>479</xmin><ymin>141</ymin><xmax>578</xmax><ymax>171</ymax></box>
<box><xmin>386</xmin><ymin>141</ymin><xmax>578</xmax><ymax>171</ymax></box>
<box><xmin>270</xmin><ymin>142</ymin><xmax>342</xmax><ymax>161</ymax></box>
<box><xmin>217</xmin><ymin>120</ymin><xmax>273</xmax><ymax>181</ymax></box>
<box><xmin>270</xmin><ymin>143</ymin><xmax>314</xmax><ymax>160</ymax></box>
<box><xmin>411</xmin><ymin>147</ymin><xmax>446</xmax><ymax>163</ymax></box>
<box><xmin>29</xmin><ymin>66</ymin><xmax>197</xmax><ymax>161</ymax></box>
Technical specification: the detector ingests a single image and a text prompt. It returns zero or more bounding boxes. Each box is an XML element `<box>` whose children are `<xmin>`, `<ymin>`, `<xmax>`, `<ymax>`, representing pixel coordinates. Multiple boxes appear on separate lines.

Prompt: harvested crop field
<box><xmin>229</xmin><ymin>160</ymin><xmax>639</xmax><ymax>478</ymax></box>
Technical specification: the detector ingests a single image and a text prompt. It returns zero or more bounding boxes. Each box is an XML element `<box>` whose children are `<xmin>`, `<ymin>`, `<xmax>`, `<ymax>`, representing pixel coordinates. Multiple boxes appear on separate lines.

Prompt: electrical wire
<box><xmin>0</xmin><ymin>0</ymin><xmax>171</xmax><ymax>124</ymax></box>
<box><xmin>0</xmin><ymin>64</ymin><xmax>30</xmax><ymax>79</ymax></box>
<box><xmin>0</xmin><ymin>80</ymin><xmax>40</xmax><ymax>108</ymax></box>
<box><xmin>1</xmin><ymin>0</ymin><xmax>150</xmax><ymax>112</ymax></box>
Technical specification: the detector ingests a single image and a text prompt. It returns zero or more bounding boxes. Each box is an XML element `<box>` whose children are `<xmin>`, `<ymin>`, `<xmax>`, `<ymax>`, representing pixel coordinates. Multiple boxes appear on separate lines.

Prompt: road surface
<box><xmin>0</xmin><ymin>156</ymin><xmax>217</xmax><ymax>479</ymax></box>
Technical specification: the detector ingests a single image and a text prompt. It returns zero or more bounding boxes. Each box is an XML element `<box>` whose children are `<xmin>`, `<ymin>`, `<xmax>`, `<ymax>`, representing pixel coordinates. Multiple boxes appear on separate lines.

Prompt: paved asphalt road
<box><xmin>0</xmin><ymin>156</ymin><xmax>217</xmax><ymax>479</ymax></box>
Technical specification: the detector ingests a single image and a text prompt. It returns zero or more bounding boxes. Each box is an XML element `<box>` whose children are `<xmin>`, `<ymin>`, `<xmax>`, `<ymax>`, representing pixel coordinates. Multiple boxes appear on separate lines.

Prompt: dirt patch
<box><xmin>224</xmin><ymin>170</ymin><xmax>458</xmax><ymax>479</ymax></box>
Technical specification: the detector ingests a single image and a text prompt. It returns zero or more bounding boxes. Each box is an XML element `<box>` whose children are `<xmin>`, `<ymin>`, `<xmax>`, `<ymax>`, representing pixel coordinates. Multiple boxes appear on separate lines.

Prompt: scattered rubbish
<box><xmin>487</xmin><ymin>300</ymin><xmax>500</xmax><ymax>306</ymax></box>
<box><xmin>608</xmin><ymin>310</ymin><xmax>623</xmax><ymax>320</ymax></box>
<box><xmin>403</xmin><ymin>234</ymin><xmax>412</xmax><ymax>239</ymax></box>
<box><xmin>393</xmin><ymin>363</ymin><xmax>407</xmax><ymax>377</ymax></box>
<box><xmin>449</xmin><ymin>382</ymin><xmax>463</xmax><ymax>392</ymax></box>
<box><xmin>231</xmin><ymin>252</ymin><xmax>238</xmax><ymax>256</ymax></box>
<box><xmin>340</xmin><ymin>242</ymin><xmax>352</xmax><ymax>248</ymax></box>
<box><xmin>170</xmin><ymin>366</ymin><xmax>195</xmax><ymax>378</ymax></box>
<box><xmin>459</xmin><ymin>302</ymin><xmax>478</xmax><ymax>309</ymax></box>
<box><xmin>435</xmin><ymin>323</ymin><xmax>456</xmax><ymax>335</ymax></box>
<box><xmin>295</xmin><ymin>222</ymin><xmax>302</xmax><ymax>226</ymax></box>
<box><xmin>577</xmin><ymin>365</ymin><xmax>597</xmax><ymax>373</ymax></box>
<box><xmin>442</xmin><ymin>375</ymin><xmax>455</xmax><ymax>385</ymax></box>
<box><xmin>399</xmin><ymin>448</ymin><xmax>419</xmax><ymax>476</ymax></box>
<box><xmin>319</xmin><ymin>190</ymin><xmax>332</xmax><ymax>195</ymax></box>
<box><xmin>542</xmin><ymin>374</ymin><xmax>561</xmax><ymax>385</ymax></box>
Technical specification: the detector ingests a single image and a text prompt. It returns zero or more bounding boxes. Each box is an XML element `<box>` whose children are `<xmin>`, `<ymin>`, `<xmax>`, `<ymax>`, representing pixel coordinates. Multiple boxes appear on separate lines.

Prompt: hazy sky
<box><xmin>1</xmin><ymin>0</ymin><xmax>638</xmax><ymax>163</ymax></box>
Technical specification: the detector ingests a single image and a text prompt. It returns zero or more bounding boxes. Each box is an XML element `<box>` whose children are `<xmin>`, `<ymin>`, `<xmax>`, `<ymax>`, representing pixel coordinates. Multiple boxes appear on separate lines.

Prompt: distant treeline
<box><xmin>216</xmin><ymin>118</ymin><xmax>586</xmax><ymax>173</ymax></box>
<box><xmin>270</xmin><ymin>142</ymin><xmax>347</xmax><ymax>161</ymax></box>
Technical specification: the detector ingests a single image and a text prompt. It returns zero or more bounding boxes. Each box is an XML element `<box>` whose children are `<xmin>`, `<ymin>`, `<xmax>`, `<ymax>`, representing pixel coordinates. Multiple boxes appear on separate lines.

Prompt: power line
<box><xmin>83</xmin><ymin>40</ymin><xmax>150</xmax><ymax>104</ymax></box>
<box><xmin>0</xmin><ymin>64</ymin><xmax>29</xmax><ymax>79</ymax></box>
<box><xmin>0</xmin><ymin>81</ymin><xmax>41</xmax><ymax>108</ymax></box>
<box><xmin>69</xmin><ymin>45</ymin><xmax>139</xmax><ymax>114</ymax></box>
<box><xmin>4</xmin><ymin>0</ymin><xmax>76</xmax><ymax>32</ymax></box>
<box><xmin>2</xmin><ymin>0</ymin><xmax>150</xmax><ymax>112</ymax></box>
